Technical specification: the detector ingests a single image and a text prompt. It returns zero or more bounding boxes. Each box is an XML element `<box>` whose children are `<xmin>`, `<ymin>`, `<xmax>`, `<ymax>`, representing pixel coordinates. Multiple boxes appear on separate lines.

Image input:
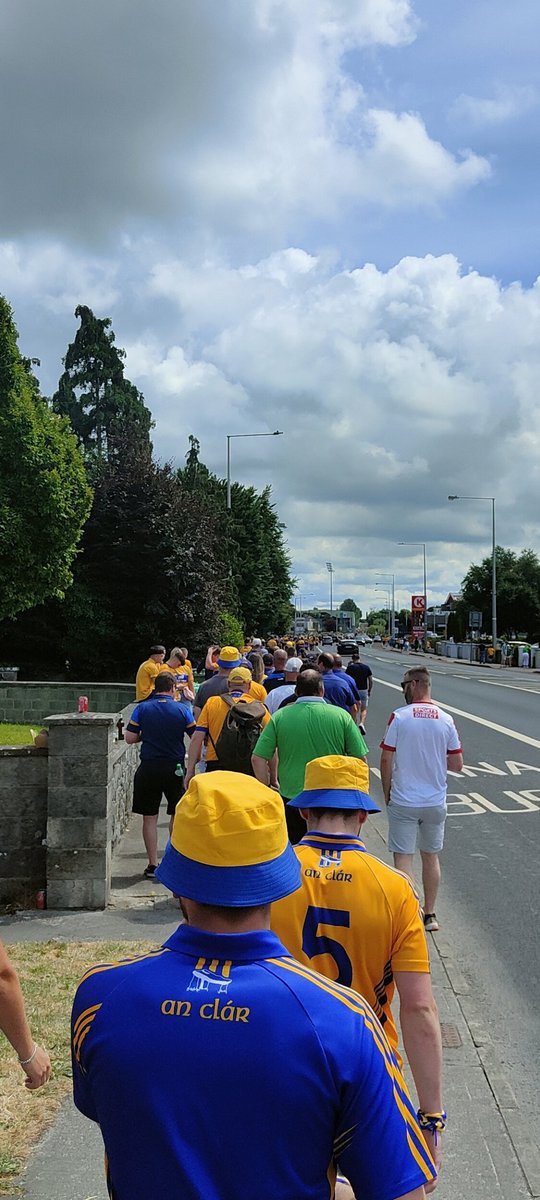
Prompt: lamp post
<box><xmin>325</xmin><ymin>562</ymin><xmax>334</xmax><ymax>623</ymax></box>
<box><xmin>398</xmin><ymin>541</ymin><xmax>427</xmax><ymax>636</ymax></box>
<box><xmin>376</xmin><ymin>573</ymin><xmax>395</xmax><ymax>638</ymax></box>
<box><xmin>374</xmin><ymin>587</ymin><xmax>391</xmax><ymax>635</ymax></box>
<box><xmin>448</xmin><ymin>495</ymin><xmax>497</xmax><ymax>647</ymax></box>
<box><xmin>226</xmin><ymin>430</ymin><xmax>283</xmax><ymax>509</ymax></box>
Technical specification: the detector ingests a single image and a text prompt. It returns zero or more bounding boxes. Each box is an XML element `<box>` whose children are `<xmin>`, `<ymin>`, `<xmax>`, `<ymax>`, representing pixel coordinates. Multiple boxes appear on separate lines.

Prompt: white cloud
<box><xmin>451</xmin><ymin>86</ymin><xmax>537</xmax><ymax>127</ymax></box>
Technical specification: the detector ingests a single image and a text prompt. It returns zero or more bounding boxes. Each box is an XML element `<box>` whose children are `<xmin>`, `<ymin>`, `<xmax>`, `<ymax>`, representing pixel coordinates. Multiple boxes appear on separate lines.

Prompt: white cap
<box><xmin>285</xmin><ymin>657</ymin><xmax>302</xmax><ymax>672</ymax></box>
<box><xmin>252</xmin><ymin>638</ymin><xmax>262</xmax><ymax>647</ymax></box>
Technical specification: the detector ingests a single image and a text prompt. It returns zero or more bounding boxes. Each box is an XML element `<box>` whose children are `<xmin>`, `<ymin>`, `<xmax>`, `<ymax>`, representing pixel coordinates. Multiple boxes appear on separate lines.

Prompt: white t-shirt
<box><xmin>265</xmin><ymin>682</ymin><xmax>296</xmax><ymax>714</ymax></box>
<box><xmin>380</xmin><ymin>701</ymin><xmax>462</xmax><ymax>807</ymax></box>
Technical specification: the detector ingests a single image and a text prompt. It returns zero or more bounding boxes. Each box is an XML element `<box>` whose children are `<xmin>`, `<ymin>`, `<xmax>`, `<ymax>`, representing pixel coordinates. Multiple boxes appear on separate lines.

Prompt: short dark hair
<box><xmin>296</xmin><ymin>669</ymin><xmax>323</xmax><ymax>697</ymax></box>
<box><xmin>154</xmin><ymin>672</ymin><xmax>175</xmax><ymax>693</ymax></box>
<box><xmin>307</xmin><ymin>807</ymin><xmax>361</xmax><ymax>820</ymax></box>
<box><xmin>318</xmin><ymin>652</ymin><xmax>334</xmax><ymax>671</ymax></box>
<box><xmin>150</xmin><ymin>644</ymin><xmax>166</xmax><ymax>656</ymax></box>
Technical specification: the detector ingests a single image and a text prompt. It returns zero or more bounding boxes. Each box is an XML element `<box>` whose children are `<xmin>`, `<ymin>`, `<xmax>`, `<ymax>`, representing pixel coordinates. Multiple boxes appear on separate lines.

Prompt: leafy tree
<box><xmin>0</xmin><ymin>297</ymin><xmax>91</xmax><ymax>621</ymax></box>
<box><xmin>52</xmin><ymin>305</ymin><xmax>153</xmax><ymax>462</ymax></box>
<box><xmin>461</xmin><ymin>547</ymin><xmax>540</xmax><ymax>640</ymax></box>
<box><xmin>340</xmin><ymin>598</ymin><xmax>362</xmax><ymax>618</ymax></box>
<box><xmin>178</xmin><ymin>437</ymin><xmax>294</xmax><ymax>635</ymax></box>
<box><xmin>216</xmin><ymin>611</ymin><xmax>244</xmax><ymax>650</ymax></box>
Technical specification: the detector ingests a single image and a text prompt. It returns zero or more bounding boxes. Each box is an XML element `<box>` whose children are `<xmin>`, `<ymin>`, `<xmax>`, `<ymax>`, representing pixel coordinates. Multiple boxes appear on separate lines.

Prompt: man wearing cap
<box><xmin>185</xmin><ymin>667</ymin><xmax>271</xmax><ymax>783</ymax></box>
<box><xmin>72</xmin><ymin>771</ymin><xmax>435</xmax><ymax>1200</ymax></box>
<box><xmin>135</xmin><ymin>644</ymin><xmax>166</xmax><ymax>701</ymax></box>
<box><xmin>252</xmin><ymin>669</ymin><xmax>368</xmax><ymax>843</ymax></box>
<box><xmin>264</xmin><ymin>656</ymin><xmax>302</xmax><ymax>714</ymax></box>
<box><xmin>271</xmin><ymin>755</ymin><xmax>444</xmax><ymax>1181</ymax></box>
<box><xmin>193</xmin><ymin>646</ymin><xmax>244</xmax><ymax>718</ymax></box>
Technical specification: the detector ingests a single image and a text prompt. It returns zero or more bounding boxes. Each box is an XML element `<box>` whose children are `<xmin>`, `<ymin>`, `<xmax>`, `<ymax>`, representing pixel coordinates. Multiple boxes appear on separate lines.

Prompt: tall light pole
<box><xmin>398</xmin><ymin>541</ymin><xmax>427</xmax><ymax>635</ymax></box>
<box><xmin>376</xmin><ymin>573</ymin><xmax>395</xmax><ymax>638</ymax></box>
<box><xmin>374</xmin><ymin>587</ymin><xmax>391</xmax><ymax>635</ymax></box>
<box><xmin>448</xmin><ymin>495</ymin><xmax>497</xmax><ymax>647</ymax></box>
<box><xmin>226</xmin><ymin>430</ymin><xmax>283</xmax><ymax>509</ymax></box>
<box><xmin>326</xmin><ymin>562</ymin><xmax>334</xmax><ymax>622</ymax></box>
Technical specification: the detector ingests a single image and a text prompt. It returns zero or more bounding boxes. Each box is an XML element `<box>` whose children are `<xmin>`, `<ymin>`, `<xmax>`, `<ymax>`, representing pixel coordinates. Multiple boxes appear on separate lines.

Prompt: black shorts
<box><xmin>132</xmin><ymin>760</ymin><xmax>185</xmax><ymax>817</ymax></box>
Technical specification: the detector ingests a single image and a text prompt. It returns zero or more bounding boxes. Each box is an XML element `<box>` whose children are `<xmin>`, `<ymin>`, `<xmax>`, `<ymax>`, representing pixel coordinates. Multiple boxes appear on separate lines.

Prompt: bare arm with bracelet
<box><xmin>0</xmin><ymin>941</ymin><xmax>51</xmax><ymax>1089</ymax></box>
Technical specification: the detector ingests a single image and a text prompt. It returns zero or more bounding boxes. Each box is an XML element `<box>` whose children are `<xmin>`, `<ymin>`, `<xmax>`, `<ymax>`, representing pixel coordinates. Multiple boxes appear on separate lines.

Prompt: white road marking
<box><xmin>474</xmin><ymin>678</ymin><xmax>540</xmax><ymax>695</ymax></box>
<box><xmin>374</xmin><ymin>677</ymin><xmax>540</xmax><ymax>750</ymax></box>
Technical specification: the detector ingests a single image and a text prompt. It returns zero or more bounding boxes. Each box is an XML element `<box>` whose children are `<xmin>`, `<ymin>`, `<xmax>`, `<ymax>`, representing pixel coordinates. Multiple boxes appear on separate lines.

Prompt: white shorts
<box><xmin>387</xmin><ymin>801</ymin><xmax>447</xmax><ymax>854</ymax></box>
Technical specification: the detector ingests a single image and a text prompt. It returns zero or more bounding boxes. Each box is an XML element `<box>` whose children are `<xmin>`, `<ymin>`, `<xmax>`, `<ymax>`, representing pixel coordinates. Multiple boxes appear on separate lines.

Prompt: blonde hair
<box><xmin>249</xmin><ymin>653</ymin><xmax>265</xmax><ymax>683</ymax></box>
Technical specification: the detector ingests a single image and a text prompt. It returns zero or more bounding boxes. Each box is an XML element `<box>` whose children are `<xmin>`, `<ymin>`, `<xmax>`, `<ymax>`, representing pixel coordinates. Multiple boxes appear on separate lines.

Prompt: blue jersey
<box><xmin>322</xmin><ymin>671</ymin><xmax>358</xmax><ymax>710</ymax></box>
<box><xmin>127</xmin><ymin>696</ymin><xmax>195</xmax><ymax>761</ymax></box>
<box><xmin>72</xmin><ymin>926</ymin><xmax>435</xmax><ymax>1200</ymax></box>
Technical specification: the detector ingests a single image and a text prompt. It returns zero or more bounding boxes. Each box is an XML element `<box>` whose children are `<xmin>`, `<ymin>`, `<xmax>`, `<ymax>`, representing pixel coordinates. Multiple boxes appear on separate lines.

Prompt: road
<box><xmin>343</xmin><ymin>644</ymin><xmax>540</xmax><ymax>1119</ymax></box>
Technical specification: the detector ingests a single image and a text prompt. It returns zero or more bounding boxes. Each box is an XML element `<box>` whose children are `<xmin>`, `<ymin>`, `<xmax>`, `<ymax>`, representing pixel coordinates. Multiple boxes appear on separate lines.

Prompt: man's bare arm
<box><xmin>184</xmin><ymin>729</ymin><xmax>205</xmax><ymax>785</ymax></box>
<box><xmin>252</xmin><ymin>753</ymin><xmax>271</xmax><ymax>785</ymax></box>
<box><xmin>379</xmin><ymin>748</ymin><xmax>394</xmax><ymax>804</ymax></box>
<box><xmin>395</xmin><ymin>970</ymin><xmax>443</xmax><ymax>1190</ymax></box>
<box><xmin>447</xmin><ymin>751</ymin><xmax>463</xmax><ymax>773</ymax></box>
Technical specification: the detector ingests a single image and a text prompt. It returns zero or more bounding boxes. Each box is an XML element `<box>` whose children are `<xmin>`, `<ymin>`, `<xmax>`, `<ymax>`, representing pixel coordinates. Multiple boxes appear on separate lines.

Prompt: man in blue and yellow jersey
<box><xmin>135</xmin><ymin>644</ymin><xmax>166</xmax><ymax>701</ymax></box>
<box><xmin>72</xmin><ymin>771</ymin><xmax>435</xmax><ymax>1200</ymax></box>
<box><xmin>271</xmin><ymin>755</ymin><xmax>444</xmax><ymax>1182</ymax></box>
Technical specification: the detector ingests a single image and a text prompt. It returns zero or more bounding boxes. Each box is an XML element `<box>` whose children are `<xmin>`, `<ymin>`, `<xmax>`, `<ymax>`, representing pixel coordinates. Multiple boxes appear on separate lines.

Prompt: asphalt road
<box><xmin>344</xmin><ymin>644</ymin><xmax>540</xmax><ymax>1118</ymax></box>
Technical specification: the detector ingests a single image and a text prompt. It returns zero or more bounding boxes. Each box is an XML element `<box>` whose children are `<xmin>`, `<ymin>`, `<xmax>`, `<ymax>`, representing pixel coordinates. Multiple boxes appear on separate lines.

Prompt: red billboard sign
<box><xmin>411</xmin><ymin>594</ymin><xmax>426</xmax><ymax>612</ymax></box>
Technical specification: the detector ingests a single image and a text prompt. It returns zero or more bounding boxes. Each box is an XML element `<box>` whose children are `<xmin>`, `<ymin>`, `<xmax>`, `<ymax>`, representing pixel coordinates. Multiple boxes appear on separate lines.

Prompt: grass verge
<box><xmin>0</xmin><ymin>724</ymin><xmax>35</xmax><ymax>747</ymax></box>
<box><xmin>0</xmin><ymin>939</ymin><xmax>154</xmax><ymax>1195</ymax></box>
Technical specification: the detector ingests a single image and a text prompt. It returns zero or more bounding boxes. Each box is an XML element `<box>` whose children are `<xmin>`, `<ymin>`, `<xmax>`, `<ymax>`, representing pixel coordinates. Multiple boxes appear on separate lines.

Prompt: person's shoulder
<box><xmin>74</xmin><ymin>946</ymin><xmax>172</xmax><ymax>1009</ymax></box>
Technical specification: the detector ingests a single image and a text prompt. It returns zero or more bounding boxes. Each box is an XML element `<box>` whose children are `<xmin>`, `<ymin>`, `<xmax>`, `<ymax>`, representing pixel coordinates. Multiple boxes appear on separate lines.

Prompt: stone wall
<box><xmin>0</xmin><ymin>747</ymin><xmax>48</xmax><ymax>905</ymax></box>
<box><xmin>0</xmin><ymin>682</ymin><xmax>134</xmax><ymax>725</ymax></box>
<box><xmin>0</xmin><ymin>707</ymin><xmax>139</xmax><ymax>909</ymax></box>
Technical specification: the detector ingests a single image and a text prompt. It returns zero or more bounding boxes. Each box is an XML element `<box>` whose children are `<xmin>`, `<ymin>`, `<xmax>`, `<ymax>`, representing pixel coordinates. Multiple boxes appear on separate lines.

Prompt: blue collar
<box><xmin>163</xmin><ymin>925</ymin><xmax>287</xmax><ymax>962</ymax></box>
<box><xmin>300</xmin><ymin>833</ymin><xmax>367</xmax><ymax>852</ymax></box>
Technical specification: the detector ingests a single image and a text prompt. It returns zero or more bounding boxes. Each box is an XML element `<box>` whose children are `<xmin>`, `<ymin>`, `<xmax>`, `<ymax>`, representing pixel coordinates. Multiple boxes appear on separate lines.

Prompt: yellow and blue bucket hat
<box><xmin>217</xmin><ymin>645</ymin><xmax>243</xmax><ymax>669</ymax></box>
<box><xmin>155</xmin><ymin>773</ymin><xmax>301</xmax><ymax>905</ymax></box>
<box><xmin>287</xmin><ymin>755</ymin><xmax>380</xmax><ymax>813</ymax></box>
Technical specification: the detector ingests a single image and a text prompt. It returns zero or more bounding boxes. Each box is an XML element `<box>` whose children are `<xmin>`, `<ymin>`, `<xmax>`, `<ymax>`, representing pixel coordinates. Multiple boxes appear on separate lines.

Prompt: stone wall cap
<box><xmin>44</xmin><ymin>714</ymin><xmax>117</xmax><ymax>726</ymax></box>
<box><xmin>0</xmin><ymin>681</ymin><xmax>134</xmax><ymax>689</ymax></box>
<box><xmin>0</xmin><ymin>745</ymin><xmax>48</xmax><ymax>757</ymax></box>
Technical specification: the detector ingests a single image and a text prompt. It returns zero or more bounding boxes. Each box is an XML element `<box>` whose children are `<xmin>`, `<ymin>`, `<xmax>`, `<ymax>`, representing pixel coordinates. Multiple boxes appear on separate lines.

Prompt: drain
<box><xmin>440</xmin><ymin>1022</ymin><xmax>462</xmax><ymax>1048</ymax></box>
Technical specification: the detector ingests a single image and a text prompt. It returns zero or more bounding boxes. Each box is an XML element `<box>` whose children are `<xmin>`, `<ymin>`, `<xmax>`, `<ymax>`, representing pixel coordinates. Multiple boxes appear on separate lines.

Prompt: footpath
<box><xmin>2</xmin><ymin>807</ymin><xmax>539</xmax><ymax>1200</ymax></box>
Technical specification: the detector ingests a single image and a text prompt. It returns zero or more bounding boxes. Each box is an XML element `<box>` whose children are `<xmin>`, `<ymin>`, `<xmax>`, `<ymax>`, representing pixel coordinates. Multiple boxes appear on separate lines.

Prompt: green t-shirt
<box><xmin>253</xmin><ymin>698</ymin><xmax>368</xmax><ymax>799</ymax></box>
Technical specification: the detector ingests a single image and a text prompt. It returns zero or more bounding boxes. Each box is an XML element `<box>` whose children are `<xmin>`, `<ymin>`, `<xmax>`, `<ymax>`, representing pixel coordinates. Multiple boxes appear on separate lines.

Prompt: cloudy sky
<box><xmin>2</xmin><ymin>0</ymin><xmax>539</xmax><ymax>619</ymax></box>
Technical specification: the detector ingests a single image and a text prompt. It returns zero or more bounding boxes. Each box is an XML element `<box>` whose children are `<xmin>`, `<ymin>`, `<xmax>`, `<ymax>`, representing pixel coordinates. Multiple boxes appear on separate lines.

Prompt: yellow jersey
<box><xmin>271</xmin><ymin>832</ymin><xmax>429</xmax><ymax>1057</ymax></box>
<box><xmin>196</xmin><ymin>693</ymin><xmax>270</xmax><ymax>762</ymax></box>
<box><xmin>249</xmin><ymin>681</ymin><xmax>267</xmax><ymax>702</ymax></box>
<box><xmin>135</xmin><ymin>658</ymin><xmax>161</xmax><ymax>701</ymax></box>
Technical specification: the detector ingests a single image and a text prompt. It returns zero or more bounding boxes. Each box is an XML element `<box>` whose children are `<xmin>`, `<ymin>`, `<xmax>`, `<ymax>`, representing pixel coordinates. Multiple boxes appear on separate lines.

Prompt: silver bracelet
<box><xmin>18</xmin><ymin>1043</ymin><xmax>38</xmax><ymax>1067</ymax></box>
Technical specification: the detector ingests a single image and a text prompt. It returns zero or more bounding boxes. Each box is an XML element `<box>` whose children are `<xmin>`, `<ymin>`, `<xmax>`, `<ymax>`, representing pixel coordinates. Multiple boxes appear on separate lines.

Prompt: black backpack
<box><xmin>209</xmin><ymin>696</ymin><xmax>266</xmax><ymax>775</ymax></box>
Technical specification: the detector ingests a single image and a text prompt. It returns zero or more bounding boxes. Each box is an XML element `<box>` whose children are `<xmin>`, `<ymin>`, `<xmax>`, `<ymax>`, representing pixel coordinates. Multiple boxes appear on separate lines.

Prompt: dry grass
<box><xmin>0</xmin><ymin>724</ymin><xmax>35</xmax><ymax>747</ymax></box>
<box><xmin>0</xmin><ymin>939</ymin><xmax>154</xmax><ymax>1194</ymax></box>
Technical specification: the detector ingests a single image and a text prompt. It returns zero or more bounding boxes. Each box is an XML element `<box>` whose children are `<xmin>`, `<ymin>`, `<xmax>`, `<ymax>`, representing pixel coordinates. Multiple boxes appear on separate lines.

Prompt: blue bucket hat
<box><xmin>217</xmin><ymin>646</ymin><xmax>243</xmax><ymax>669</ymax></box>
<box><xmin>287</xmin><ymin>755</ymin><xmax>380</xmax><ymax>813</ymax></box>
<box><xmin>155</xmin><ymin>772</ymin><xmax>301</xmax><ymax>906</ymax></box>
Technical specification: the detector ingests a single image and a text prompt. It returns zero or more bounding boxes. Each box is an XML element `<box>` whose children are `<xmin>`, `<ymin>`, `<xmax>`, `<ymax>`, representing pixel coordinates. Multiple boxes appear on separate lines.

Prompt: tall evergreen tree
<box><xmin>52</xmin><ymin>305</ymin><xmax>153</xmax><ymax>462</ymax></box>
<box><xmin>0</xmin><ymin>296</ymin><xmax>91</xmax><ymax>621</ymax></box>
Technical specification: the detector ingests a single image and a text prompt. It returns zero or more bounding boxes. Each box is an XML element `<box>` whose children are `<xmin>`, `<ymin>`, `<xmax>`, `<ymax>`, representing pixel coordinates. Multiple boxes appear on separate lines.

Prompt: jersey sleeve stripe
<box><xmin>78</xmin><ymin>948</ymin><xmax>169</xmax><ymax>984</ymax></box>
<box><xmin>73</xmin><ymin>1003</ymin><xmax>102</xmax><ymax>1036</ymax></box>
<box><xmin>447</xmin><ymin>747</ymin><xmax>463</xmax><ymax>754</ymax></box>
<box><xmin>406</xmin><ymin>1128</ymin><xmax>437</xmax><ymax>1180</ymax></box>
<box><xmin>379</xmin><ymin>741</ymin><xmax>396</xmax><ymax>750</ymax></box>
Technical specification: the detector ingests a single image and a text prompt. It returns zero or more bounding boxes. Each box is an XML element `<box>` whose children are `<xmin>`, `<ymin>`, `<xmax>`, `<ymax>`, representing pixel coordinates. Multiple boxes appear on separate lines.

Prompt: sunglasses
<box><xmin>400</xmin><ymin>679</ymin><xmax>415</xmax><ymax>690</ymax></box>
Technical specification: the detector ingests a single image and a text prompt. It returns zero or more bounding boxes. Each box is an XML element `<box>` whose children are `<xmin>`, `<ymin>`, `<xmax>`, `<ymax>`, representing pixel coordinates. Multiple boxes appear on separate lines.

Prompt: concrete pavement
<box><xmin>2</xmin><ymin>807</ymin><xmax>538</xmax><ymax>1198</ymax></box>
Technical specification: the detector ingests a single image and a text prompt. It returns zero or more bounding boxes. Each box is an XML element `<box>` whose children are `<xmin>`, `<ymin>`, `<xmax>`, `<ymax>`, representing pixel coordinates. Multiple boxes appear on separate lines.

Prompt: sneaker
<box><xmin>359</xmin><ymin>723</ymin><xmax>367</xmax><ymax>736</ymax></box>
<box><xmin>143</xmin><ymin>864</ymin><xmax>157</xmax><ymax>878</ymax></box>
<box><xmin>423</xmin><ymin>912</ymin><xmax>439</xmax><ymax>932</ymax></box>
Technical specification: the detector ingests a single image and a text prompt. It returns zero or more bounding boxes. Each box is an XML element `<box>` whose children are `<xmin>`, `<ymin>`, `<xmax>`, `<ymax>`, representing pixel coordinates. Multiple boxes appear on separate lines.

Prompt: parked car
<box><xmin>336</xmin><ymin>640</ymin><xmax>358</xmax><ymax>655</ymax></box>
<box><xmin>321</xmin><ymin>635</ymin><xmax>334</xmax><ymax>645</ymax></box>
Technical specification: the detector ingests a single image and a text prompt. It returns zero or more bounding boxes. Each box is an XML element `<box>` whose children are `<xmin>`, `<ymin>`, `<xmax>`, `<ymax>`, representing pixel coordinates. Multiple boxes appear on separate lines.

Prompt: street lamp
<box><xmin>448</xmin><ymin>495</ymin><xmax>497</xmax><ymax>647</ymax></box>
<box><xmin>325</xmin><ymin>562</ymin><xmax>335</xmax><ymax>620</ymax></box>
<box><xmin>398</xmin><ymin>542</ymin><xmax>428</xmax><ymax>636</ymax></box>
<box><xmin>226</xmin><ymin>430</ymin><xmax>283</xmax><ymax>509</ymax></box>
<box><xmin>374</xmin><ymin>586</ymin><xmax>391</xmax><ymax>635</ymax></box>
<box><xmin>376</xmin><ymin>573</ymin><xmax>395</xmax><ymax>638</ymax></box>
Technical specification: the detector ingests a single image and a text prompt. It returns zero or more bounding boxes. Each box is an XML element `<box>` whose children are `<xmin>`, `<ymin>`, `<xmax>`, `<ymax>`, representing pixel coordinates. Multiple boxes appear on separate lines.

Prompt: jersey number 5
<box><xmin>302</xmin><ymin>906</ymin><xmax>353</xmax><ymax>986</ymax></box>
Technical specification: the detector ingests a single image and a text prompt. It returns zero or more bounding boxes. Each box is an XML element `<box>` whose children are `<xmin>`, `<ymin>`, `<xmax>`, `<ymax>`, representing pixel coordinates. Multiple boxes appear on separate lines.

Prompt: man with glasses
<box><xmin>380</xmin><ymin>667</ymin><xmax>463</xmax><ymax>932</ymax></box>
